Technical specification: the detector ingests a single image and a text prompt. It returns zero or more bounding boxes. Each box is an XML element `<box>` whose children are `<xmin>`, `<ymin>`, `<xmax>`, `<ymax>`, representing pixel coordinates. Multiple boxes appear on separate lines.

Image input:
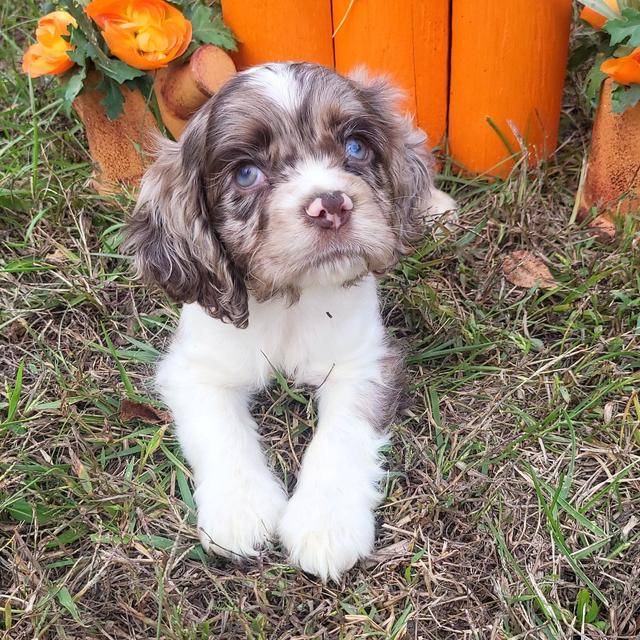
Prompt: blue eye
<box><xmin>345</xmin><ymin>137</ymin><xmax>368</xmax><ymax>160</ymax></box>
<box><xmin>235</xmin><ymin>164</ymin><xmax>264</xmax><ymax>188</ymax></box>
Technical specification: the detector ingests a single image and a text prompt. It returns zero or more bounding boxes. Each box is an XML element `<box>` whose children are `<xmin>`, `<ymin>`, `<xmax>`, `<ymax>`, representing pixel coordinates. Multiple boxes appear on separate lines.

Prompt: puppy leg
<box><xmin>279</xmin><ymin>369</ymin><xmax>394</xmax><ymax>581</ymax></box>
<box><xmin>426</xmin><ymin>187</ymin><xmax>458</xmax><ymax>231</ymax></box>
<box><xmin>159</xmin><ymin>374</ymin><xmax>287</xmax><ymax>559</ymax></box>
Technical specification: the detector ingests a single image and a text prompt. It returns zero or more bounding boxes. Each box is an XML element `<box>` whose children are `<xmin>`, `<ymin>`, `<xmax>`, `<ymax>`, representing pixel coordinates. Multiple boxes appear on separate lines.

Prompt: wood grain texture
<box><xmin>155</xmin><ymin>45</ymin><xmax>236</xmax><ymax>139</ymax></box>
<box><xmin>332</xmin><ymin>0</ymin><xmax>449</xmax><ymax>148</ymax></box>
<box><xmin>448</xmin><ymin>0</ymin><xmax>572</xmax><ymax>177</ymax></box>
<box><xmin>221</xmin><ymin>0</ymin><xmax>334</xmax><ymax>69</ymax></box>
<box><xmin>73</xmin><ymin>72</ymin><xmax>157</xmax><ymax>194</ymax></box>
<box><xmin>579</xmin><ymin>79</ymin><xmax>640</xmax><ymax>220</ymax></box>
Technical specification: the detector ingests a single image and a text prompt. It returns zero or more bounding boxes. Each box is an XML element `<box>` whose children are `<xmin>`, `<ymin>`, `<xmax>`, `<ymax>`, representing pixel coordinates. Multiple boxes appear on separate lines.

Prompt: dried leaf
<box><xmin>120</xmin><ymin>398</ymin><xmax>170</xmax><ymax>424</ymax></box>
<box><xmin>502</xmin><ymin>250</ymin><xmax>557</xmax><ymax>289</ymax></box>
<box><xmin>622</xmin><ymin>515</ymin><xmax>639</xmax><ymax>540</ymax></box>
<box><xmin>4</xmin><ymin>318</ymin><xmax>27</xmax><ymax>342</ymax></box>
<box><xmin>68</xmin><ymin>448</ymin><xmax>93</xmax><ymax>494</ymax></box>
<box><xmin>364</xmin><ymin>540</ymin><xmax>412</xmax><ymax>567</ymax></box>
<box><xmin>45</xmin><ymin>248</ymin><xmax>70</xmax><ymax>265</ymax></box>
<box><xmin>603</xmin><ymin>401</ymin><xmax>615</xmax><ymax>423</ymax></box>
<box><xmin>588</xmin><ymin>214</ymin><xmax>617</xmax><ymax>242</ymax></box>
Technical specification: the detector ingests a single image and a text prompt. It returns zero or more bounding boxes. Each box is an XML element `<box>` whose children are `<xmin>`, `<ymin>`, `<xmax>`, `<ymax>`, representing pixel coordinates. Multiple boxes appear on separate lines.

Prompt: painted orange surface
<box><xmin>332</xmin><ymin>0</ymin><xmax>449</xmax><ymax>149</ymax></box>
<box><xmin>579</xmin><ymin>79</ymin><xmax>640</xmax><ymax>220</ymax></box>
<box><xmin>221</xmin><ymin>0</ymin><xmax>334</xmax><ymax>70</ymax></box>
<box><xmin>448</xmin><ymin>0</ymin><xmax>572</xmax><ymax>177</ymax></box>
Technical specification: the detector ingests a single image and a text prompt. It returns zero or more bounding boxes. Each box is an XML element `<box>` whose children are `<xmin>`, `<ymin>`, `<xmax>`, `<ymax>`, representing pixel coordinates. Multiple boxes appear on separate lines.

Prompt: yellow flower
<box><xmin>22</xmin><ymin>11</ymin><xmax>77</xmax><ymax>78</ymax></box>
<box><xmin>85</xmin><ymin>0</ymin><xmax>192</xmax><ymax>70</ymax></box>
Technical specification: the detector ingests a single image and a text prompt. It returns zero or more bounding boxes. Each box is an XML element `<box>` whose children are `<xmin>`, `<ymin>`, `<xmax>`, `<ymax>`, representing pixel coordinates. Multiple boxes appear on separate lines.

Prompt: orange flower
<box><xmin>601</xmin><ymin>48</ymin><xmax>640</xmax><ymax>85</ymax></box>
<box><xmin>22</xmin><ymin>11</ymin><xmax>77</xmax><ymax>78</ymax></box>
<box><xmin>580</xmin><ymin>0</ymin><xmax>619</xmax><ymax>30</ymax></box>
<box><xmin>85</xmin><ymin>0</ymin><xmax>192</xmax><ymax>70</ymax></box>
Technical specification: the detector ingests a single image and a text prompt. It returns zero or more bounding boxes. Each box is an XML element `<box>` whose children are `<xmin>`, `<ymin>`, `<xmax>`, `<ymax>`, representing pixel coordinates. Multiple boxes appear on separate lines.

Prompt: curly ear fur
<box><xmin>349</xmin><ymin>69</ymin><xmax>434</xmax><ymax>253</ymax></box>
<box><xmin>123</xmin><ymin>110</ymin><xmax>249</xmax><ymax>328</ymax></box>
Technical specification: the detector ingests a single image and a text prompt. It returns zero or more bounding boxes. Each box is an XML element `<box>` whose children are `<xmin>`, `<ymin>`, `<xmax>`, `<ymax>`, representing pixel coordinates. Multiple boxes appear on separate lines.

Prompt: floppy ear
<box><xmin>349</xmin><ymin>70</ymin><xmax>434</xmax><ymax>253</ymax></box>
<box><xmin>123</xmin><ymin>110</ymin><xmax>249</xmax><ymax>328</ymax></box>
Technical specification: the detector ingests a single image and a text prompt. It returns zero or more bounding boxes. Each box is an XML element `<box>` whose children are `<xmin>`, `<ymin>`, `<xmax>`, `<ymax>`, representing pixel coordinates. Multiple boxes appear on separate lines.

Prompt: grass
<box><xmin>1</xmin><ymin>4</ymin><xmax>640</xmax><ymax>639</ymax></box>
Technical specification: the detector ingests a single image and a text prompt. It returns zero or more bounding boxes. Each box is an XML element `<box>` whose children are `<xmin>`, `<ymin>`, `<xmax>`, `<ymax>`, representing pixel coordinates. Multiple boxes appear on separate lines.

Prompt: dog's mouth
<box><xmin>295</xmin><ymin>250</ymin><xmax>368</xmax><ymax>288</ymax></box>
<box><xmin>308</xmin><ymin>238</ymin><xmax>364</xmax><ymax>267</ymax></box>
<box><xmin>304</xmin><ymin>238</ymin><xmax>396</xmax><ymax>280</ymax></box>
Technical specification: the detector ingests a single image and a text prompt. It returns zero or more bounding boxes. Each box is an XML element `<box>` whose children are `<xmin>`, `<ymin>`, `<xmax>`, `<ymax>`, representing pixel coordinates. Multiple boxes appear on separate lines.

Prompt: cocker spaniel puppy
<box><xmin>125</xmin><ymin>62</ymin><xmax>457</xmax><ymax>581</ymax></box>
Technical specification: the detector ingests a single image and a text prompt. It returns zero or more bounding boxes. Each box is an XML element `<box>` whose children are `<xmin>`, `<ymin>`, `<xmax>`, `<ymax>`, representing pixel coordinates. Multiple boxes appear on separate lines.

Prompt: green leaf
<box><xmin>56</xmin><ymin>586</ymin><xmax>81</xmax><ymax>623</ymax></box>
<box><xmin>67</xmin><ymin>26</ymin><xmax>96</xmax><ymax>66</ymax></box>
<box><xmin>125</xmin><ymin>74</ymin><xmax>154</xmax><ymax>101</ymax></box>
<box><xmin>3</xmin><ymin>498</ymin><xmax>53</xmax><ymax>524</ymax></box>
<box><xmin>4</xmin><ymin>360</ymin><xmax>24</xmax><ymax>424</ymax></box>
<box><xmin>0</xmin><ymin>188</ymin><xmax>30</xmax><ymax>212</ymax></box>
<box><xmin>139</xmin><ymin>425</ymin><xmax>166</xmax><ymax>470</ymax></box>
<box><xmin>576</xmin><ymin>588</ymin><xmax>600</xmax><ymax>624</ymax></box>
<box><xmin>47</xmin><ymin>527</ymin><xmax>88</xmax><ymax>549</ymax></box>
<box><xmin>173</xmin><ymin>464</ymin><xmax>195</xmax><ymax>510</ymax></box>
<box><xmin>62</xmin><ymin>66</ymin><xmax>87</xmax><ymax>116</ymax></box>
<box><xmin>428</xmin><ymin>387</ymin><xmax>442</xmax><ymax>427</ymax></box>
<box><xmin>136</xmin><ymin>533</ymin><xmax>205</xmax><ymax>561</ymax></box>
<box><xmin>96</xmin><ymin>76</ymin><xmax>125</xmax><ymax>120</ymax></box>
<box><xmin>604</xmin><ymin>7</ymin><xmax>640</xmax><ymax>46</ymax></box>
<box><xmin>97</xmin><ymin>57</ymin><xmax>146</xmax><ymax>84</ymax></box>
<box><xmin>3</xmin><ymin>498</ymin><xmax>33</xmax><ymax>522</ymax></box>
<box><xmin>137</xmin><ymin>533</ymin><xmax>174</xmax><ymax>551</ymax></box>
<box><xmin>611</xmin><ymin>82</ymin><xmax>640</xmax><ymax>112</ymax></box>
<box><xmin>66</xmin><ymin>6</ymin><xmax>107</xmax><ymax>65</ymax></box>
<box><xmin>4</xmin><ymin>598</ymin><xmax>11</xmax><ymax>632</ymax></box>
<box><xmin>585</xmin><ymin>61</ymin><xmax>607</xmax><ymax>111</ymax></box>
<box><xmin>187</xmin><ymin>5</ymin><xmax>236</xmax><ymax>50</ymax></box>
<box><xmin>576</xmin><ymin>588</ymin><xmax>590</xmax><ymax>618</ymax></box>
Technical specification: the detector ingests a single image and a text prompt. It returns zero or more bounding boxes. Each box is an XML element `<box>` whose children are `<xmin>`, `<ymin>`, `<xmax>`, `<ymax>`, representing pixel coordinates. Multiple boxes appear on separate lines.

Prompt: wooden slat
<box><xmin>332</xmin><ymin>0</ymin><xmax>449</xmax><ymax>149</ymax></box>
<box><xmin>221</xmin><ymin>0</ymin><xmax>334</xmax><ymax>70</ymax></box>
<box><xmin>410</xmin><ymin>0</ymin><xmax>450</xmax><ymax>150</ymax></box>
<box><xmin>448</xmin><ymin>0</ymin><xmax>572</xmax><ymax>177</ymax></box>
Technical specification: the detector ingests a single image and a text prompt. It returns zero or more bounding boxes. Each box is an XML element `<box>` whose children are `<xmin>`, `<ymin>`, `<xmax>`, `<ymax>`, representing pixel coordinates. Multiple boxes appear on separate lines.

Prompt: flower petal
<box><xmin>22</xmin><ymin>42</ymin><xmax>74</xmax><ymax>77</ymax></box>
<box><xmin>22</xmin><ymin>11</ymin><xmax>76</xmax><ymax>78</ymax></box>
<box><xmin>85</xmin><ymin>0</ymin><xmax>192</xmax><ymax>70</ymax></box>
<box><xmin>601</xmin><ymin>48</ymin><xmax>640</xmax><ymax>86</ymax></box>
<box><xmin>580</xmin><ymin>0</ymin><xmax>619</xmax><ymax>30</ymax></box>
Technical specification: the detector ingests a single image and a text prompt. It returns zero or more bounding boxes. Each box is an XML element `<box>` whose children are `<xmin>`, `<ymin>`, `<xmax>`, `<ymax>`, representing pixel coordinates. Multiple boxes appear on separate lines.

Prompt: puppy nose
<box><xmin>305</xmin><ymin>191</ymin><xmax>353</xmax><ymax>230</ymax></box>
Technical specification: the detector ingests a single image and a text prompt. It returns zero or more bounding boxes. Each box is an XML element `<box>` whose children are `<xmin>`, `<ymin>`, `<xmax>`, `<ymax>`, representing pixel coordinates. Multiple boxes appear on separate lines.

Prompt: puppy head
<box><xmin>125</xmin><ymin>63</ymin><xmax>433</xmax><ymax>328</ymax></box>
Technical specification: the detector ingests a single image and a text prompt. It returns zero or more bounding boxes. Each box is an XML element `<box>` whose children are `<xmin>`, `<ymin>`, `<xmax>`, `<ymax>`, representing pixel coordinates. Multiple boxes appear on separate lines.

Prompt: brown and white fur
<box><xmin>125</xmin><ymin>62</ymin><xmax>457</xmax><ymax>581</ymax></box>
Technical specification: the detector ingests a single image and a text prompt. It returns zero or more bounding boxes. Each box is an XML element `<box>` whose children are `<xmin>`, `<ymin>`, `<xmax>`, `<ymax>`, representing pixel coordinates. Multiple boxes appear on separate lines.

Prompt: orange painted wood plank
<box><xmin>221</xmin><ymin>0</ymin><xmax>334</xmax><ymax>70</ymax></box>
<box><xmin>448</xmin><ymin>0</ymin><xmax>572</xmax><ymax>177</ymax></box>
<box><xmin>409</xmin><ymin>1</ymin><xmax>450</xmax><ymax>150</ymax></box>
<box><xmin>333</xmin><ymin>0</ymin><xmax>449</xmax><ymax>149</ymax></box>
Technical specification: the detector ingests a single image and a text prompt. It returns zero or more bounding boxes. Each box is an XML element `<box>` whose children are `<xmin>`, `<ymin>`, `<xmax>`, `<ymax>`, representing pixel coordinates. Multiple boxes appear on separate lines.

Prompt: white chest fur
<box><xmin>162</xmin><ymin>274</ymin><xmax>386</xmax><ymax>389</ymax></box>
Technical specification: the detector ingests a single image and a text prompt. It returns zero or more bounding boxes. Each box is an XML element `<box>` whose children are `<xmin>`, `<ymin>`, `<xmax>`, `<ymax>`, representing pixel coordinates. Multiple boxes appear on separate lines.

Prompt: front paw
<box><xmin>195</xmin><ymin>473</ymin><xmax>287</xmax><ymax>560</ymax></box>
<box><xmin>427</xmin><ymin>188</ymin><xmax>458</xmax><ymax>233</ymax></box>
<box><xmin>279</xmin><ymin>491</ymin><xmax>376</xmax><ymax>581</ymax></box>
